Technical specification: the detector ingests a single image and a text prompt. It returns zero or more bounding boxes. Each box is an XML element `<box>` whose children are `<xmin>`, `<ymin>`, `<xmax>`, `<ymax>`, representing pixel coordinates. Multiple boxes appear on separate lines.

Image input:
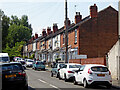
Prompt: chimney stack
<box><xmin>75</xmin><ymin>12</ymin><xmax>82</xmax><ymax>24</ymax></box>
<box><xmin>42</xmin><ymin>29</ymin><xmax>47</xmax><ymax>36</ymax></box>
<box><xmin>35</xmin><ymin>33</ymin><xmax>38</xmax><ymax>39</ymax></box>
<box><xmin>90</xmin><ymin>4</ymin><xmax>98</xmax><ymax>18</ymax></box>
<box><xmin>47</xmin><ymin>27</ymin><xmax>51</xmax><ymax>35</ymax></box>
<box><xmin>53</xmin><ymin>23</ymin><xmax>58</xmax><ymax>33</ymax></box>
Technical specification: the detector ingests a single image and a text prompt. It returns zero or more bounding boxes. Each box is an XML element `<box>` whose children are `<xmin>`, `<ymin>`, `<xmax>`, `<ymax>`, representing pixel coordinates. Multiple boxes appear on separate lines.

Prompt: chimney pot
<box><xmin>75</xmin><ymin>12</ymin><xmax>82</xmax><ymax>24</ymax></box>
<box><xmin>53</xmin><ymin>23</ymin><xmax>58</xmax><ymax>33</ymax></box>
<box><xmin>47</xmin><ymin>27</ymin><xmax>51</xmax><ymax>35</ymax></box>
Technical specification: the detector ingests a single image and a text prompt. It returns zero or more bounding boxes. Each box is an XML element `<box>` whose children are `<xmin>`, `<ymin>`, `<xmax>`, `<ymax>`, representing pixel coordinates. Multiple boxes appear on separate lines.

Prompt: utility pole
<box><xmin>65</xmin><ymin>0</ymin><xmax>68</xmax><ymax>63</ymax></box>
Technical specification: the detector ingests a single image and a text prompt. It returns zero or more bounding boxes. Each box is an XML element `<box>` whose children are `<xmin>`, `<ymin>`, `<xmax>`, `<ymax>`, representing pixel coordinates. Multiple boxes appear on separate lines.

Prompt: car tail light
<box><xmin>18</xmin><ymin>72</ymin><xmax>26</xmax><ymax>76</ymax></box>
<box><xmin>88</xmin><ymin>68</ymin><xmax>92</xmax><ymax>74</ymax></box>
<box><xmin>109</xmin><ymin>71</ymin><xmax>111</xmax><ymax>75</ymax></box>
<box><xmin>68</xmin><ymin>71</ymin><xmax>74</xmax><ymax>73</ymax></box>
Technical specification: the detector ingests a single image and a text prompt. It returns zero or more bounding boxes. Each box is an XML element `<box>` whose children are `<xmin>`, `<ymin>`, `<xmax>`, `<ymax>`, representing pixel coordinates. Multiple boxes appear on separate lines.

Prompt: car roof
<box><xmin>84</xmin><ymin>64</ymin><xmax>106</xmax><ymax>67</ymax></box>
<box><xmin>0</xmin><ymin>62</ymin><xmax>21</xmax><ymax>65</ymax></box>
<box><xmin>65</xmin><ymin>63</ymin><xmax>81</xmax><ymax>65</ymax></box>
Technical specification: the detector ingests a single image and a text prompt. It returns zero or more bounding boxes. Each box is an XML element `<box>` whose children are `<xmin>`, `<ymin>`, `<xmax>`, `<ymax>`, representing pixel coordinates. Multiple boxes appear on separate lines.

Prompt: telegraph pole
<box><xmin>65</xmin><ymin>0</ymin><xmax>68</xmax><ymax>63</ymax></box>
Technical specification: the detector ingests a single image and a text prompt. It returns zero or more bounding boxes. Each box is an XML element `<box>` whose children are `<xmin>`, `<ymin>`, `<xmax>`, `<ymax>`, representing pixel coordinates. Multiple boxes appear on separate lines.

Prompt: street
<box><xmin>26</xmin><ymin>68</ymin><xmax>117</xmax><ymax>90</ymax></box>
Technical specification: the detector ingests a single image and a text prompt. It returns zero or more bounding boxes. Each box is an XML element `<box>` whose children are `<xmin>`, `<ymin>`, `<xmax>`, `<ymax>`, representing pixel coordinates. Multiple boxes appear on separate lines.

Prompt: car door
<box><xmin>60</xmin><ymin>65</ymin><xmax>67</xmax><ymax>79</ymax></box>
<box><xmin>77</xmin><ymin>65</ymin><xmax>85</xmax><ymax>83</ymax></box>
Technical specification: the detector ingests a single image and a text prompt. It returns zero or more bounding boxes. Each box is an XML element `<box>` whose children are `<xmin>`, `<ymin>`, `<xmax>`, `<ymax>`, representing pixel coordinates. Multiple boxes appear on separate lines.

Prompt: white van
<box><xmin>0</xmin><ymin>53</ymin><xmax>10</xmax><ymax>62</ymax></box>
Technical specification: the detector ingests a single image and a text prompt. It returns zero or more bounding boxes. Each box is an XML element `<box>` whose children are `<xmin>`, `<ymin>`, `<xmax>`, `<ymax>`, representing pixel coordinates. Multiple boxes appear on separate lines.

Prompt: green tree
<box><xmin>3</xmin><ymin>41</ymin><xmax>25</xmax><ymax>58</ymax></box>
<box><xmin>7</xmin><ymin>24</ymin><xmax>31</xmax><ymax>47</ymax></box>
<box><xmin>2</xmin><ymin>15</ymin><xmax>10</xmax><ymax>49</ymax></box>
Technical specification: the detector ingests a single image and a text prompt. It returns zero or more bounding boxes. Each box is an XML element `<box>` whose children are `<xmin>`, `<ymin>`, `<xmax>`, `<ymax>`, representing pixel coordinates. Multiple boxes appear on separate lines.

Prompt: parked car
<box><xmin>25</xmin><ymin>59</ymin><xmax>34</xmax><ymax>67</ymax></box>
<box><xmin>51</xmin><ymin>63</ymin><xmax>65</xmax><ymax>78</ymax></box>
<box><xmin>73</xmin><ymin>64</ymin><xmax>112</xmax><ymax>88</ymax></box>
<box><xmin>32</xmin><ymin>61</ymin><xmax>45</xmax><ymax>70</ymax></box>
<box><xmin>0</xmin><ymin>53</ymin><xmax>10</xmax><ymax>62</ymax></box>
<box><xmin>1</xmin><ymin>62</ymin><xmax>28</xmax><ymax>90</ymax></box>
<box><xmin>58</xmin><ymin>63</ymin><xmax>82</xmax><ymax>82</ymax></box>
<box><xmin>19</xmin><ymin>60</ymin><xmax>26</xmax><ymax>70</ymax></box>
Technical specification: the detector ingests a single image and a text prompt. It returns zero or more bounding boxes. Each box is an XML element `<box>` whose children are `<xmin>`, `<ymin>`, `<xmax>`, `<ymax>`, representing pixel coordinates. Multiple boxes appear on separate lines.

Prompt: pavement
<box><xmin>46</xmin><ymin>67</ymin><xmax>120</xmax><ymax>89</ymax></box>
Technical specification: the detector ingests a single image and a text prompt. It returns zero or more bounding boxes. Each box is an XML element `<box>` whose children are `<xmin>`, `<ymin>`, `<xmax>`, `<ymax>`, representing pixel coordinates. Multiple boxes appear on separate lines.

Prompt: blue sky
<box><xmin>0</xmin><ymin>0</ymin><xmax>119</xmax><ymax>36</ymax></box>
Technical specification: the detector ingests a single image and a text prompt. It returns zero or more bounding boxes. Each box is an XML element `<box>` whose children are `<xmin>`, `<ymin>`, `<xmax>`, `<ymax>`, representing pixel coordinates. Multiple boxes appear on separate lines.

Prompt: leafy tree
<box><xmin>3</xmin><ymin>41</ymin><xmax>25</xmax><ymax>58</ymax></box>
<box><xmin>2</xmin><ymin>15</ymin><xmax>10</xmax><ymax>49</ymax></box>
<box><xmin>7</xmin><ymin>24</ymin><xmax>31</xmax><ymax>47</ymax></box>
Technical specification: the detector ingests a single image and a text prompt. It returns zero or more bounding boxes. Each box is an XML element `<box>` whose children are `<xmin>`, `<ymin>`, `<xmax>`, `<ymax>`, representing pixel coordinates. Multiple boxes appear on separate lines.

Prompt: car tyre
<box><xmin>51</xmin><ymin>72</ymin><xmax>53</xmax><ymax>77</ymax></box>
<box><xmin>56</xmin><ymin>73</ymin><xmax>59</xmax><ymax>78</ymax></box>
<box><xmin>64</xmin><ymin>74</ymin><xmax>67</xmax><ymax>82</ymax></box>
<box><xmin>83</xmin><ymin>79</ymin><xmax>88</xmax><ymax>88</ymax></box>
<box><xmin>106</xmin><ymin>84</ymin><xmax>111</xmax><ymax>89</ymax></box>
<box><xmin>23</xmin><ymin>84</ymin><xmax>28</xmax><ymax>90</ymax></box>
<box><xmin>58</xmin><ymin>73</ymin><xmax>62</xmax><ymax>80</ymax></box>
<box><xmin>73</xmin><ymin>77</ymin><xmax>78</xmax><ymax>85</ymax></box>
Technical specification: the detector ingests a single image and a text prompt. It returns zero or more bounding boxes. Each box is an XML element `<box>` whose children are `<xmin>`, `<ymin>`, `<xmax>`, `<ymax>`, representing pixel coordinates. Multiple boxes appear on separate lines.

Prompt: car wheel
<box><xmin>106</xmin><ymin>84</ymin><xmax>111</xmax><ymax>89</ymax></box>
<box><xmin>23</xmin><ymin>84</ymin><xmax>28</xmax><ymax>90</ymax></box>
<box><xmin>73</xmin><ymin>77</ymin><xmax>78</xmax><ymax>85</ymax></box>
<box><xmin>64</xmin><ymin>74</ymin><xmax>67</xmax><ymax>82</ymax></box>
<box><xmin>56</xmin><ymin>73</ymin><xmax>59</xmax><ymax>78</ymax></box>
<box><xmin>35</xmin><ymin>67</ymin><xmax>37</xmax><ymax>70</ymax></box>
<box><xmin>51</xmin><ymin>72</ymin><xmax>53</xmax><ymax>77</ymax></box>
<box><xmin>58</xmin><ymin>73</ymin><xmax>62</xmax><ymax>80</ymax></box>
<box><xmin>83</xmin><ymin>79</ymin><xmax>88</xmax><ymax>88</ymax></box>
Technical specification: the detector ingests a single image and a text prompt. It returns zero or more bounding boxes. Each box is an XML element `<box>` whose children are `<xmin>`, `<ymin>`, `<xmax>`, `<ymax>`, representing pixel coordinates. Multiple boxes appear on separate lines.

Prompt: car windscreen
<box><xmin>91</xmin><ymin>66</ymin><xmax>109</xmax><ymax>72</ymax></box>
<box><xmin>69</xmin><ymin>65</ymin><xmax>78</xmax><ymax>68</ymax></box>
<box><xmin>2</xmin><ymin>64</ymin><xmax>23</xmax><ymax>71</ymax></box>
<box><xmin>1</xmin><ymin>57</ymin><xmax>9</xmax><ymax>62</ymax></box>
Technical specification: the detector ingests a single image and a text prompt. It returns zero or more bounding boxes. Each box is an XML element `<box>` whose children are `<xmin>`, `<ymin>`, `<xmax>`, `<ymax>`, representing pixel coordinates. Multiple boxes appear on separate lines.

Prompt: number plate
<box><xmin>97</xmin><ymin>74</ymin><xmax>105</xmax><ymax>77</ymax></box>
<box><xmin>5</xmin><ymin>74</ymin><xmax>16</xmax><ymax>78</ymax></box>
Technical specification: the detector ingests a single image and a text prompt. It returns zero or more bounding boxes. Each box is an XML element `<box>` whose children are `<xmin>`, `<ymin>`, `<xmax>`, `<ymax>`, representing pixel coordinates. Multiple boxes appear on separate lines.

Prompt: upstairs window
<box><xmin>75</xmin><ymin>29</ymin><xmax>77</xmax><ymax>43</ymax></box>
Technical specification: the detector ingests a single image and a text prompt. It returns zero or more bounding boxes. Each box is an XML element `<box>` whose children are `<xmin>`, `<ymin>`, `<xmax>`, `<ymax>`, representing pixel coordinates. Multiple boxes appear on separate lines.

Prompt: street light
<box><xmin>0</xmin><ymin>9</ymin><xmax>4</xmax><ymax>53</ymax></box>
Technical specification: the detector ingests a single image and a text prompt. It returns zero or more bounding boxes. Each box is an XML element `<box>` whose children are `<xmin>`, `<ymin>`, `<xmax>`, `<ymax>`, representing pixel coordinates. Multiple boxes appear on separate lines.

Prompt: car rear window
<box><xmin>28</xmin><ymin>60</ymin><xmax>33</xmax><ymax>62</ymax></box>
<box><xmin>69</xmin><ymin>65</ymin><xmax>78</xmax><ymax>68</ymax></box>
<box><xmin>36</xmin><ymin>62</ymin><xmax>44</xmax><ymax>65</ymax></box>
<box><xmin>59</xmin><ymin>64</ymin><xmax>65</xmax><ymax>68</ymax></box>
<box><xmin>91</xmin><ymin>66</ymin><xmax>109</xmax><ymax>72</ymax></box>
<box><xmin>2</xmin><ymin>64</ymin><xmax>23</xmax><ymax>71</ymax></box>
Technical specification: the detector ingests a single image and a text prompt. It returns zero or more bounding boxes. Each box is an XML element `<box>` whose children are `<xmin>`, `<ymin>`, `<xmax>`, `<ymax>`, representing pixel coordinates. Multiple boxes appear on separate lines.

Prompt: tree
<box><xmin>7</xmin><ymin>24</ymin><xmax>32</xmax><ymax>47</ymax></box>
<box><xmin>2</xmin><ymin>15</ymin><xmax>10</xmax><ymax>49</ymax></box>
<box><xmin>3</xmin><ymin>41</ymin><xmax>25</xmax><ymax>58</ymax></box>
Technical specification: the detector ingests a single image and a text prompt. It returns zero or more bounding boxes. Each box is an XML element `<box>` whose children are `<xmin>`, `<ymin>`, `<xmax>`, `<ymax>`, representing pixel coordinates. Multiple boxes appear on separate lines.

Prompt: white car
<box><xmin>58</xmin><ymin>63</ymin><xmax>81</xmax><ymax>82</ymax></box>
<box><xmin>73</xmin><ymin>64</ymin><xmax>112</xmax><ymax>88</ymax></box>
<box><xmin>25</xmin><ymin>59</ymin><xmax>34</xmax><ymax>67</ymax></box>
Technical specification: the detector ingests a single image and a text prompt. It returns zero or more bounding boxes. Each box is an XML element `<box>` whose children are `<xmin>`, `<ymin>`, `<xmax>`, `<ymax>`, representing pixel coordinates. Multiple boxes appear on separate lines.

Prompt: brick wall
<box><xmin>69</xmin><ymin>57</ymin><xmax>106</xmax><ymax>65</ymax></box>
<box><xmin>37</xmin><ymin>41</ymin><xmax>40</xmax><ymax>50</ymax></box>
<box><xmin>79</xmin><ymin>6</ymin><xmax>118</xmax><ymax>58</ymax></box>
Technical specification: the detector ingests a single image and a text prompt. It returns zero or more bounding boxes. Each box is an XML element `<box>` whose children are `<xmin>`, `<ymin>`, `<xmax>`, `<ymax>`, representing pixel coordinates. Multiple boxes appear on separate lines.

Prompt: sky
<box><xmin>0</xmin><ymin>0</ymin><xmax>119</xmax><ymax>36</ymax></box>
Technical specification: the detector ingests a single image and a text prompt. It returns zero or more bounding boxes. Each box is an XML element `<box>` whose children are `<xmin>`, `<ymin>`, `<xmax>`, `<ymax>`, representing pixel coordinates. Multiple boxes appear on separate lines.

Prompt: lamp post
<box><xmin>0</xmin><ymin>9</ymin><xmax>4</xmax><ymax>53</ymax></box>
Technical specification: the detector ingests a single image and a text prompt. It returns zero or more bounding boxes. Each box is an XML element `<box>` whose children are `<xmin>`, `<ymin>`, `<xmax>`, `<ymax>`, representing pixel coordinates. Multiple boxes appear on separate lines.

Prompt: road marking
<box><xmin>38</xmin><ymin>79</ymin><xmax>48</xmax><ymax>84</ymax></box>
<box><xmin>38</xmin><ymin>79</ymin><xmax>61</xmax><ymax>90</ymax></box>
<box><xmin>49</xmin><ymin>84</ymin><xmax>60</xmax><ymax>89</ymax></box>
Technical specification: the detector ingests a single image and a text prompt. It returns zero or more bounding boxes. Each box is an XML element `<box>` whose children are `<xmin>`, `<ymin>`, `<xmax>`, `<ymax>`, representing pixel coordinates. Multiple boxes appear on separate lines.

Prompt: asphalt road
<box><xmin>25</xmin><ymin>68</ymin><xmax>118</xmax><ymax>90</ymax></box>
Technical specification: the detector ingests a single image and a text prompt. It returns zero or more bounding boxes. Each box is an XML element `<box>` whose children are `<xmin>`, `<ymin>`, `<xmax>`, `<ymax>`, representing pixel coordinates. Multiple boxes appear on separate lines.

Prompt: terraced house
<box><xmin>23</xmin><ymin>4</ymin><xmax>118</xmax><ymax>65</ymax></box>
